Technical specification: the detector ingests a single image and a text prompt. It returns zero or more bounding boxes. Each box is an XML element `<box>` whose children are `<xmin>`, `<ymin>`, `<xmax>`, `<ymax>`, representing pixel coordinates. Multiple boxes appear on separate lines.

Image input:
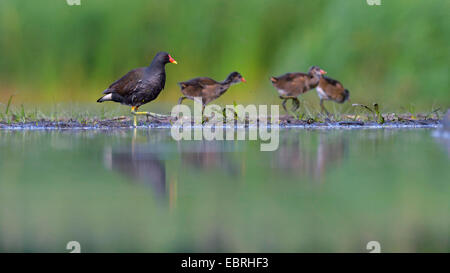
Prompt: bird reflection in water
<box><xmin>273</xmin><ymin>132</ymin><xmax>348</xmax><ymax>181</ymax></box>
<box><xmin>102</xmin><ymin>130</ymin><xmax>243</xmax><ymax>210</ymax></box>
<box><xmin>103</xmin><ymin>130</ymin><xmax>173</xmax><ymax>207</ymax></box>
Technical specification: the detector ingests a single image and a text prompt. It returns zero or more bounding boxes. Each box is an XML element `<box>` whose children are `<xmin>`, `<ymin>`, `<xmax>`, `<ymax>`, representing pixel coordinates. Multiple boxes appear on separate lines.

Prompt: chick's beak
<box><xmin>241</xmin><ymin>77</ymin><xmax>247</xmax><ymax>83</ymax></box>
<box><xmin>169</xmin><ymin>55</ymin><xmax>177</xmax><ymax>64</ymax></box>
<box><xmin>320</xmin><ymin>69</ymin><xmax>327</xmax><ymax>75</ymax></box>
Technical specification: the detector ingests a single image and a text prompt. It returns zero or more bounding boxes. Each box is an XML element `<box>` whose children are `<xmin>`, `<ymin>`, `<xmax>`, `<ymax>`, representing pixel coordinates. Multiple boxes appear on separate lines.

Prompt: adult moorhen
<box><xmin>271</xmin><ymin>66</ymin><xmax>326</xmax><ymax>113</ymax></box>
<box><xmin>96</xmin><ymin>51</ymin><xmax>177</xmax><ymax>127</ymax></box>
<box><xmin>177</xmin><ymin>71</ymin><xmax>246</xmax><ymax>113</ymax></box>
<box><xmin>316</xmin><ymin>76</ymin><xmax>350</xmax><ymax>115</ymax></box>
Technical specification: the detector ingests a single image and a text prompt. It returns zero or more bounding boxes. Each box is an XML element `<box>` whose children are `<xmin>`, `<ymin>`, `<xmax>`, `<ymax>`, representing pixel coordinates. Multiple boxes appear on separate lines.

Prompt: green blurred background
<box><xmin>0</xmin><ymin>0</ymin><xmax>448</xmax><ymax>112</ymax></box>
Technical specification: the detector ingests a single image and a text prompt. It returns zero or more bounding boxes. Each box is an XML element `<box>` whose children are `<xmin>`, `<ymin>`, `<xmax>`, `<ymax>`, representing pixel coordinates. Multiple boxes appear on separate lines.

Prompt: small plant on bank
<box><xmin>425</xmin><ymin>107</ymin><xmax>441</xmax><ymax>120</ymax></box>
<box><xmin>352</xmin><ymin>103</ymin><xmax>385</xmax><ymax>124</ymax></box>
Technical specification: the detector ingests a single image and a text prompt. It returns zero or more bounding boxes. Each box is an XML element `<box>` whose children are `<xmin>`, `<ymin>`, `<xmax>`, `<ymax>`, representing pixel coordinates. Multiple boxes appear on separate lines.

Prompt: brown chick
<box><xmin>177</xmin><ymin>72</ymin><xmax>246</xmax><ymax>113</ymax></box>
<box><xmin>271</xmin><ymin>66</ymin><xmax>327</xmax><ymax>113</ymax></box>
<box><xmin>316</xmin><ymin>76</ymin><xmax>350</xmax><ymax>115</ymax></box>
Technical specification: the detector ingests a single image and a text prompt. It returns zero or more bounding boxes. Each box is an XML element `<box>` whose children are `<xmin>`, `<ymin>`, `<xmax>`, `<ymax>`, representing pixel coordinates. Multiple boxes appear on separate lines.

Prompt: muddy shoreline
<box><xmin>0</xmin><ymin>115</ymin><xmax>441</xmax><ymax>130</ymax></box>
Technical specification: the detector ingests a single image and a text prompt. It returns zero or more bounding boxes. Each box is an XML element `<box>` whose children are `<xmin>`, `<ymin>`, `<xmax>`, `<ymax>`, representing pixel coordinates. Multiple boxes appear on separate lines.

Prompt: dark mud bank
<box><xmin>0</xmin><ymin>116</ymin><xmax>442</xmax><ymax>130</ymax></box>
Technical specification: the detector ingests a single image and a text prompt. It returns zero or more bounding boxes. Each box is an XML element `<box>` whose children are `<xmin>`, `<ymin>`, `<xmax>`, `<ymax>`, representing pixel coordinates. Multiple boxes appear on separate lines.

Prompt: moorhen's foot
<box><xmin>321</xmin><ymin>109</ymin><xmax>330</xmax><ymax>116</ymax></box>
<box><xmin>131</xmin><ymin>107</ymin><xmax>168</xmax><ymax>127</ymax></box>
<box><xmin>202</xmin><ymin>116</ymin><xmax>211</xmax><ymax>124</ymax></box>
<box><xmin>323</xmin><ymin>115</ymin><xmax>332</xmax><ymax>123</ymax></box>
<box><xmin>145</xmin><ymin>112</ymin><xmax>168</xmax><ymax>119</ymax></box>
<box><xmin>319</xmin><ymin>112</ymin><xmax>330</xmax><ymax>122</ymax></box>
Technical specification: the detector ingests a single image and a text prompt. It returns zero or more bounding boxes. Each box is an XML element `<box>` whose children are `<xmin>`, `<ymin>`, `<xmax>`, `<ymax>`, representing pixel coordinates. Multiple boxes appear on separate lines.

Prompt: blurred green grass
<box><xmin>0</xmin><ymin>0</ymin><xmax>449</xmax><ymax>111</ymax></box>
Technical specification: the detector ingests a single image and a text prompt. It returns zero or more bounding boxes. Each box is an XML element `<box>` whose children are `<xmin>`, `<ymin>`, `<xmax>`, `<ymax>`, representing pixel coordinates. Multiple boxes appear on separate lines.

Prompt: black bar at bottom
<box><xmin>0</xmin><ymin>253</ymin><xmax>445</xmax><ymax>272</ymax></box>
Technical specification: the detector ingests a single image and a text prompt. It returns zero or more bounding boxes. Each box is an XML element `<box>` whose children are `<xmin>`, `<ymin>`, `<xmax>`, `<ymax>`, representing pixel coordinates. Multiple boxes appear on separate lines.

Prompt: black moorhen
<box><xmin>316</xmin><ymin>76</ymin><xmax>350</xmax><ymax>115</ymax></box>
<box><xmin>177</xmin><ymin>72</ymin><xmax>246</xmax><ymax>113</ymax></box>
<box><xmin>97</xmin><ymin>51</ymin><xmax>177</xmax><ymax>127</ymax></box>
<box><xmin>271</xmin><ymin>66</ymin><xmax>326</xmax><ymax>113</ymax></box>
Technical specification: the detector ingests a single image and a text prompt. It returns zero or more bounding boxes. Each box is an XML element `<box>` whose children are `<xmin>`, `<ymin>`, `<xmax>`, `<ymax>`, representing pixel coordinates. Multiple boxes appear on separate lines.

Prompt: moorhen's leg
<box><xmin>320</xmin><ymin>99</ymin><xmax>329</xmax><ymax>116</ymax></box>
<box><xmin>131</xmin><ymin>106</ymin><xmax>168</xmax><ymax>123</ymax></box>
<box><xmin>291</xmin><ymin>98</ymin><xmax>300</xmax><ymax>112</ymax></box>
<box><xmin>131</xmin><ymin>106</ymin><xmax>139</xmax><ymax>127</ymax></box>
<box><xmin>281</xmin><ymin>98</ymin><xmax>288</xmax><ymax>113</ymax></box>
<box><xmin>223</xmin><ymin>107</ymin><xmax>237</xmax><ymax>120</ymax></box>
<box><xmin>178</xmin><ymin>96</ymin><xmax>187</xmax><ymax>105</ymax></box>
<box><xmin>202</xmin><ymin>104</ymin><xmax>209</xmax><ymax>123</ymax></box>
<box><xmin>222</xmin><ymin>107</ymin><xmax>229</xmax><ymax>120</ymax></box>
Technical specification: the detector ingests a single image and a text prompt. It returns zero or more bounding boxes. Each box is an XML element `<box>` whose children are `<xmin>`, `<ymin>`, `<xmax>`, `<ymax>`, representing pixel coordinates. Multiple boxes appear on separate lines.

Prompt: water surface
<box><xmin>0</xmin><ymin>128</ymin><xmax>448</xmax><ymax>252</ymax></box>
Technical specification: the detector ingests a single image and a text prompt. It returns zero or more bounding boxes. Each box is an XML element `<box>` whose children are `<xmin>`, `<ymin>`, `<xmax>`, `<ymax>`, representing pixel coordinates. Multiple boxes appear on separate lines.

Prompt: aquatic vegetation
<box><xmin>0</xmin><ymin>96</ymin><xmax>444</xmax><ymax>128</ymax></box>
<box><xmin>352</xmin><ymin>103</ymin><xmax>385</xmax><ymax>124</ymax></box>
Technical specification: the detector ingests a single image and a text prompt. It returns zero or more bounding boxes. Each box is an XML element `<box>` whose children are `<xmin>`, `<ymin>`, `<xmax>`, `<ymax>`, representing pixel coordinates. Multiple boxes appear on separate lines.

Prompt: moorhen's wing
<box><xmin>323</xmin><ymin>76</ymin><xmax>344</xmax><ymax>89</ymax></box>
<box><xmin>179</xmin><ymin>77</ymin><xmax>217</xmax><ymax>89</ymax></box>
<box><xmin>274</xmin><ymin>73</ymin><xmax>309</xmax><ymax>93</ymax></box>
<box><xmin>103</xmin><ymin>68</ymin><xmax>146</xmax><ymax>95</ymax></box>
<box><xmin>179</xmin><ymin>77</ymin><xmax>218</xmax><ymax>98</ymax></box>
<box><xmin>321</xmin><ymin>77</ymin><xmax>347</xmax><ymax>102</ymax></box>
